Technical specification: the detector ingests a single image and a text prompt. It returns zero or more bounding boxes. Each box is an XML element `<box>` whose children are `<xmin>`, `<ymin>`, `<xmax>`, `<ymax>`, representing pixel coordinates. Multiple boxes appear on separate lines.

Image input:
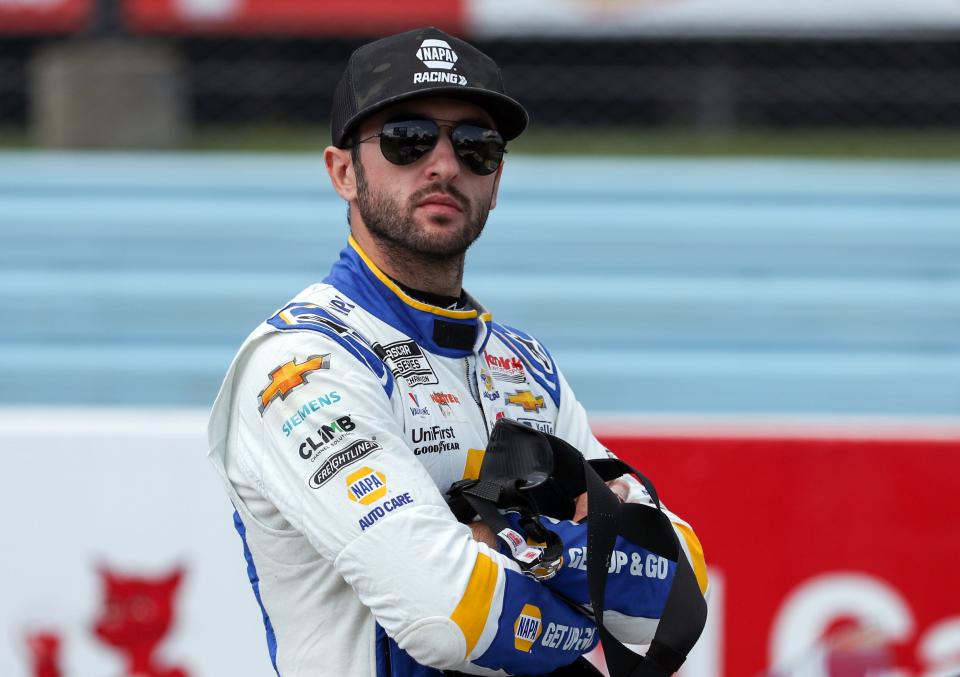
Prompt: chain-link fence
<box><xmin>1</xmin><ymin>2</ymin><xmax>959</xmax><ymax>151</ymax></box>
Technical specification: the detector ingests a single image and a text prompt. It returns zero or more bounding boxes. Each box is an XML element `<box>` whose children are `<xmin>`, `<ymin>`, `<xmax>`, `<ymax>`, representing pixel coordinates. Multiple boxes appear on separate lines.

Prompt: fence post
<box><xmin>29</xmin><ymin>0</ymin><xmax>188</xmax><ymax>148</ymax></box>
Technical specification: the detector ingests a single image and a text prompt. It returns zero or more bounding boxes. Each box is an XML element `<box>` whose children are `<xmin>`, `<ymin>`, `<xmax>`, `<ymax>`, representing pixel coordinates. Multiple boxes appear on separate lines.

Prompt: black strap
<box><xmin>445</xmin><ymin>420</ymin><xmax>706</xmax><ymax>675</ymax></box>
<box><xmin>583</xmin><ymin>457</ymin><xmax>707</xmax><ymax>677</ymax></box>
<box><xmin>459</xmin><ymin>487</ymin><xmax>566</xmax><ymax>581</ymax></box>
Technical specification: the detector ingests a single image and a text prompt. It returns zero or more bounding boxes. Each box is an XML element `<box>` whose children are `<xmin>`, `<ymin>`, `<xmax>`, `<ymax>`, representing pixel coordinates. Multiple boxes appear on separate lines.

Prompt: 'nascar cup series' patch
<box><xmin>374</xmin><ymin>339</ymin><xmax>439</xmax><ymax>387</ymax></box>
<box><xmin>514</xmin><ymin>604</ymin><xmax>543</xmax><ymax>652</ymax></box>
<box><xmin>346</xmin><ymin>466</ymin><xmax>387</xmax><ymax>505</ymax></box>
<box><xmin>308</xmin><ymin>439</ymin><xmax>381</xmax><ymax>489</ymax></box>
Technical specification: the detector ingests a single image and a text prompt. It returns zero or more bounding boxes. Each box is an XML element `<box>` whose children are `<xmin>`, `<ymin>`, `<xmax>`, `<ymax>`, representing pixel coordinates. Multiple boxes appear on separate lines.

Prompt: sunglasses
<box><xmin>353</xmin><ymin>118</ymin><xmax>506</xmax><ymax>176</ymax></box>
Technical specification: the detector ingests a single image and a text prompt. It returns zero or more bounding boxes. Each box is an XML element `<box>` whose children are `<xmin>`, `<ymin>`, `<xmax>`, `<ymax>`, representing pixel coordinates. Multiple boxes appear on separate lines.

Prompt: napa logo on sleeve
<box><xmin>513</xmin><ymin>604</ymin><xmax>542</xmax><ymax>652</ymax></box>
<box><xmin>346</xmin><ymin>466</ymin><xmax>387</xmax><ymax>505</ymax></box>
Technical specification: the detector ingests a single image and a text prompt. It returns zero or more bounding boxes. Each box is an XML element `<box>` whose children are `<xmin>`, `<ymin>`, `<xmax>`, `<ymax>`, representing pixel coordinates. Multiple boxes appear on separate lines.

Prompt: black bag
<box><xmin>446</xmin><ymin>419</ymin><xmax>707</xmax><ymax>677</ymax></box>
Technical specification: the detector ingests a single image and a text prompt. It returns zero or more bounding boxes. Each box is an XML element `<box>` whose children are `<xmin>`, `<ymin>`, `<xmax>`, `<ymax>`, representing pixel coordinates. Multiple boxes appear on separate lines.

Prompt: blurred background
<box><xmin>1</xmin><ymin>1</ymin><xmax>959</xmax><ymax>676</ymax></box>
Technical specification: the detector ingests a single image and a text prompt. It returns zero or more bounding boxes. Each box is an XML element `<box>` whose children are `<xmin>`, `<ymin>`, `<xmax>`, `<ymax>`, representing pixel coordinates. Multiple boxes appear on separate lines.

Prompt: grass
<box><xmin>4</xmin><ymin>125</ymin><xmax>960</xmax><ymax>159</ymax></box>
<box><xmin>0</xmin><ymin>128</ymin><xmax>32</xmax><ymax>149</ymax></box>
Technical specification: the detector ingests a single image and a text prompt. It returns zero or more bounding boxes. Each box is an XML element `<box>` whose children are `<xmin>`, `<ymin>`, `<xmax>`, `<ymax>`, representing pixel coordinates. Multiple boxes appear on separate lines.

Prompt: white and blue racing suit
<box><xmin>207</xmin><ymin>236</ymin><xmax>708</xmax><ymax>676</ymax></box>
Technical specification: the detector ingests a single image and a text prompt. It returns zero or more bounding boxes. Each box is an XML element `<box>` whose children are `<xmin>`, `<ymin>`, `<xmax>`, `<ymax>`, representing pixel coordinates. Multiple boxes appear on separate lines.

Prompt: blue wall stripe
<box><xmin>2</xmin><ymin>152</ymin><xmax>957</xmax><ymax>415</ymax></box>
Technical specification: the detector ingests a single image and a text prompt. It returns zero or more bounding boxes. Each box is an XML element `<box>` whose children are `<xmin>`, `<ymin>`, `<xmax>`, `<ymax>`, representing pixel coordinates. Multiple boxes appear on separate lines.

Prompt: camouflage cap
<box><xmin>330</xmin><ymin>26</ymin><xmax>528</xmax><ymax>148</ymax></box>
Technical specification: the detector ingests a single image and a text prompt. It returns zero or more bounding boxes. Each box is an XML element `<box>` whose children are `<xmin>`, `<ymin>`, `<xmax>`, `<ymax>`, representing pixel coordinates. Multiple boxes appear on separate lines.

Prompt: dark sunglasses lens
<box><xmin>379</xmin><ymin>120</ymin><xmax>439</xmax><ymax>165</ymax></box>
<box><xmin>452</xmin><ymin>124</ymin><xmax>505</xmax><ymax>175</ymax></box>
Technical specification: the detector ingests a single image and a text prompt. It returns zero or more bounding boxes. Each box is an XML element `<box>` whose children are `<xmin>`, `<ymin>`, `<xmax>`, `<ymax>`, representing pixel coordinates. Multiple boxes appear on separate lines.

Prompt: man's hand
<box><xmin>469</xmin><ymin>520</ymin><xmax>499</xmax><ymax>549</ymax></box>
<box><xmin>468</xmin><ymin>477</ymin><xmax>631</xmax><ymax>544</ymax></box>
<box><xmin>572</xmin><ymin>478</ymin><xmax>630</xmax><ymax>523</ymax></box>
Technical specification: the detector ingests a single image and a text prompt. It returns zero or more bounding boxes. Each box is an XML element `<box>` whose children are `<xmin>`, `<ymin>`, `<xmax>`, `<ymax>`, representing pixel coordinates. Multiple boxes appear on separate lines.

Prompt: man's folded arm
<box><xmin>233</xmin><ymin>334</ymin><xmax>599</xmax><ymax>674</ymax></box>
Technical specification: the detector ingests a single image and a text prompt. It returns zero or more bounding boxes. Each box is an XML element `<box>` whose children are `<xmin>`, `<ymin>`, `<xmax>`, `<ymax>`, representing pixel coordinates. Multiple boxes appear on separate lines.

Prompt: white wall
<box><xmin>1</xmin><ymin>408</ymin><xmax>272</xmax><ymax>677</ymax></box>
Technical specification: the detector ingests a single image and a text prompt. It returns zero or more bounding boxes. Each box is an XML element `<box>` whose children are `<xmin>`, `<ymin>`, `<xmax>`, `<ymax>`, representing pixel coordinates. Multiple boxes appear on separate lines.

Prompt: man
<box><xmin>208</xmin><ymin>27</ymin><xmax>707</xmax><ymax>676</ymax></box>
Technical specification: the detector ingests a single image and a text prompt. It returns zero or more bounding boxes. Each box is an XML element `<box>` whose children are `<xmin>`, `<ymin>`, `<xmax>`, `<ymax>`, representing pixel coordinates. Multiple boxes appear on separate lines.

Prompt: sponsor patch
<box><xmin>374</xmin><ymin>340</ymin><xmax>440</xmax><ymax>387</ymax></box>
<box><xmin>506</xmin><ymin>390</ymin><xmax>546</xmax><ymax>414</ymax></box>
<box><xmin>413</xmin><ymin>39</ymin><xmax>466</xmax><ymax>85</ymax></box>
<box><xmin>413</xmin><ymin>71</ymin><xmax>467</xmax><ymax>85</ymax></box>
<box><xmin>485</xmin><ymin>353</ymin><xmax>526</xmax><ymax>383</ymax></box>
<box><xmin>410</xmin><ymin>424</ymin><xmax>459</xmax><ymax>455</ymax></box>
<box><xmin>541</xmin><ymin>623</ymin><xmax>595</xmax><ymax>652</ymax></box>
<box><xmin>346</xmin><ymin>466</ymin><xmax>387</xmax><ymax>505</ymax></box>
<box><xmin>258</xmin><ymin>355</ymin><xmax>330</xmax><ymax>414</ymax></box>
<box><xmin>308</xmin><ymin>439</ymin><xmax>380</xmax><ymax>489</ymax></box>
<box><xmin>514</xmin><ymin>604</ymin><xmax>543</xmax><ymax>652</ymax></box>
<box><xmin>280</xmin><ymin>390</ymin><xmax>342</xmax><ymax>436</ymax></box>
<box><xmin>497</xmin><ymin>528</ymin><xmax>543</xmax><ymax>565</ymax></box>
<box><xmin>298</xmin><ymin>415</ymin><xmax>356</xmax><ymax>460</ymax></box>
<box><xmin>407</xmin><ymin>392</ymin><xmax>430</xmax><ymax>419</ymax></box>
<box><xmin>358</xmin><ymin>492</ymin><xmax>415</xmax><ymax>531</ymax></box>
<box><xmin>431</xmin><ymin>391</ymin><xmax>460</xmax><ymax>418</ymax></box>
<box><xmin>566</xmin><ymin>547</ymin><xmax>671</xmax><ymax>579</ymax></box>
<box><xmin>417</xmin><ymin>38</ymin><xmax>458</xmax><ymax>69</ymax></box>
<box><xmin>517</xmin><ymin>417</ymin><xmax>554</xmax><ymax>435</ymax></box>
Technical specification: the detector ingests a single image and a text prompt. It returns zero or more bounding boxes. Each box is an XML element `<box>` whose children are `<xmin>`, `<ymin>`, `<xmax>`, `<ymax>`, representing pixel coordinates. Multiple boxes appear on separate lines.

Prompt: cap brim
<box><xmin>335</xmin><ymin>86</ymin><xmax>528</xmax><ymax>148</ymax></box>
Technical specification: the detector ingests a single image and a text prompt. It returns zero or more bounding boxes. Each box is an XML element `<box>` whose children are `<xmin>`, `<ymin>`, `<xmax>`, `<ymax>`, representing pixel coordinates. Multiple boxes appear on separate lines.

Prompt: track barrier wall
<box><xmin>3</xmin><ymin>409</ymin><xmax>957</xmax><ymax>676</ymax></box>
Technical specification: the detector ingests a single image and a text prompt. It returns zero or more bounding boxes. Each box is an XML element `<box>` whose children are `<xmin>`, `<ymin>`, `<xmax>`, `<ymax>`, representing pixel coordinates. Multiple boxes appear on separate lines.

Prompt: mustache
<box><xmin>409</xmin><ymin>183</ymin><xmax>470</xmax><ymax>211</ymax></box>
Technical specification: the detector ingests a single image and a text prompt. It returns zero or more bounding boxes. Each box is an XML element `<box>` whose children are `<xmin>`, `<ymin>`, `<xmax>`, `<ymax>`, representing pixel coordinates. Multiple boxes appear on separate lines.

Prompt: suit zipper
<box><xmin>464</xmin><ymin>356</ymin><xmax>489</xmax><ymax>435</ymax></box>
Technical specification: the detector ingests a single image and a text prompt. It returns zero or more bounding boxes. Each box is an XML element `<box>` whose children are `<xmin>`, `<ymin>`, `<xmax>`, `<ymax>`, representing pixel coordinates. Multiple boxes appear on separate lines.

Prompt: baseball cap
<box><xmin>330</xmin><ymin>27</ymin><xmax>528</xmax><ymax>148</ymax></box>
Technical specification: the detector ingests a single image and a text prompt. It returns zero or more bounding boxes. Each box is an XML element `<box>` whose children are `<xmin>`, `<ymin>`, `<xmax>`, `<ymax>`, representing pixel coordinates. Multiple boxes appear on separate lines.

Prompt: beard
<box><xmin>353</xmin><ymin>157</ymin><xmax>492</xmax><ymax>261</ymax></box>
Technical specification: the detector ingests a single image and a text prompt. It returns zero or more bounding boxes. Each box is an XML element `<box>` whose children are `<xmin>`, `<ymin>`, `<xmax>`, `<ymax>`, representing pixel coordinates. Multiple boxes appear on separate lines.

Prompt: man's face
<box><xmin>351</xmin><ymin>97</ymin><xmax>503</xmax><ymax>261</ymax></box>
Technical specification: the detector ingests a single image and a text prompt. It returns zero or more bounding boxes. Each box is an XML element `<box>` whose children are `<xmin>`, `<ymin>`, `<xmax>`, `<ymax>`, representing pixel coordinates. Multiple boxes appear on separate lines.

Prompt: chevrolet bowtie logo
<box><xmin>258</xmin><ymin>355</ymin><xmax>330</xmax><ymax>414</ymax></box>
<box><xmin>506</xmin><ymin>390</ymin><xmax>545</xmax><ymax>413</ymax></box>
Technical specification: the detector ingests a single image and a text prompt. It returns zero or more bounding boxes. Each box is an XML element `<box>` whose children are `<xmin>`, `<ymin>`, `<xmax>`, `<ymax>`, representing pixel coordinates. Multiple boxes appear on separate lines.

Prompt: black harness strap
<box><xmin>581</xmin><ymin>455</ymin><xmax>707</xmax><ymax>676</ymax></box>
<box><xmin>446</xmin><ymin>420</ymin><xmax>707</xmax><ymax>676</ymax></box>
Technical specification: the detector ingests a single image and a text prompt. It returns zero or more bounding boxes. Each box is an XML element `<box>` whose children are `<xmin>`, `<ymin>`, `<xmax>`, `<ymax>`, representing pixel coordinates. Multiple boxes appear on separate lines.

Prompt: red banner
<box><xmin>0</xmin><ymin>0</ymin><xmax>90</xmax><ymax>32</ymax></box>
<box><xmin>598</xmin><ymin>430</ymin><xmax>960</xmax><ymax>676</ymax></box>
<box><xmin>124</xmin><ymin>0</ymin><xmax>465</xmax><ymax>35</ymax></box>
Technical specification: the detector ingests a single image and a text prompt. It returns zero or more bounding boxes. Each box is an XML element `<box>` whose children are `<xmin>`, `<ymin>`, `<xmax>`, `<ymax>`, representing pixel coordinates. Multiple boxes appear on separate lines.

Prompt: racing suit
<box><xmin>208</xmin><ymin>236</ymin><xmax>708</xmax><ymax>676</ymax></box>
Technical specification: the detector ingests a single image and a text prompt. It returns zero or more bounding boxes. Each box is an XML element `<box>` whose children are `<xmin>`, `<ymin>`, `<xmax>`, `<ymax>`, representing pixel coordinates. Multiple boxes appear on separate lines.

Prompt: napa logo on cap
<box><xmin>346</xmin><ymin>466</ymin><xmax>387</xmax><ymax>505</ymax></box>
<box><xmin>513</xmin><ymin>604</ymin><xmax>542</xmax><ymax>652</ymax></box>
<box><xmin>417</xmin><ymin>38</ymin><xmax>458</xmax><ymax>69</ymax></box>
<box><xmin>414</xmin><ymin>38</ymin><xmax>467</xmax><ymax>86</ymax></box>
